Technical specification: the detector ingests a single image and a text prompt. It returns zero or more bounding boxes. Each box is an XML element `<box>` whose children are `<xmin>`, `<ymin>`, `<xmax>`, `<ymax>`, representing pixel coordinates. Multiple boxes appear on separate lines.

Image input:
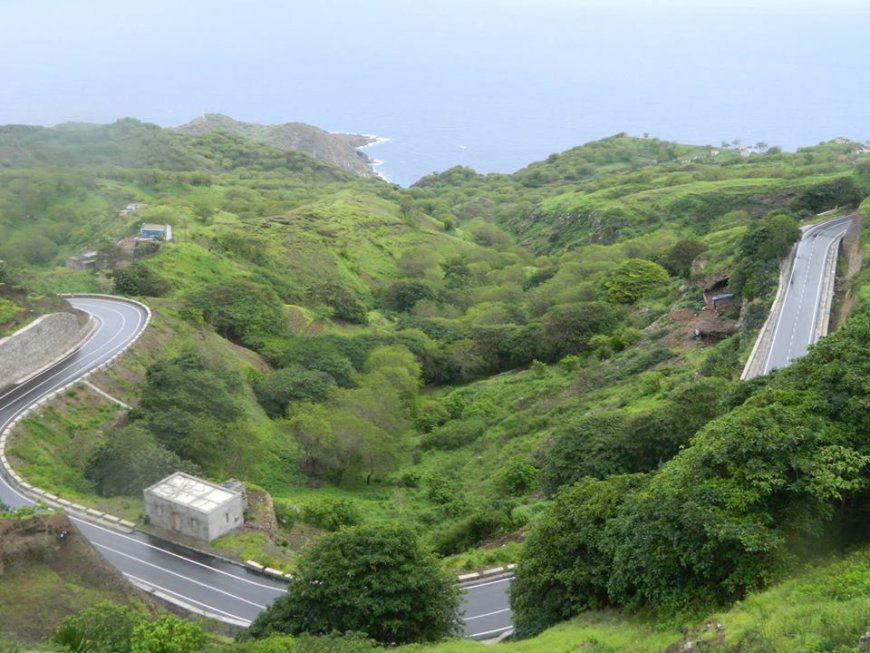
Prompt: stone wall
<box><xmin>0</xmin><ymin>310</ymin><xmax>95</xmax><ymax>390</ymax></box>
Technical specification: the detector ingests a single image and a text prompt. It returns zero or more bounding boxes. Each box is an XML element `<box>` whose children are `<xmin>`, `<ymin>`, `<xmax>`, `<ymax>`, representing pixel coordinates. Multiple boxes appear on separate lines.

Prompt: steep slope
<box><xmin>0</xmin><ymin>512</ymin><xmax>158</xmax><ymax>644</ymax></box>
<box><xmin>176</xmin><ymin>113</ymin><xmax>377</xmax><ymax>177</ymax></box>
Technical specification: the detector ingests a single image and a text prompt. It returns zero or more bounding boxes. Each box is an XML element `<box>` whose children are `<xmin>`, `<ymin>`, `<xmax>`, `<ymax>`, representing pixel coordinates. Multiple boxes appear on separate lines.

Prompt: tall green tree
<box><xmin>245</xmin><ymin>524</ymin><xmax>461</xmax><ymax>645</ymax></box>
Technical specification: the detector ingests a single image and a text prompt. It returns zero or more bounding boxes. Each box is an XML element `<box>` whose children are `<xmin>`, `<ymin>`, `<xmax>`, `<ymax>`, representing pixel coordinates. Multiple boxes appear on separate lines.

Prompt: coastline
<box><xmin>355</xmin><ymin>134</ymin><xmax>391</xmax><ymax>182</ymax></box>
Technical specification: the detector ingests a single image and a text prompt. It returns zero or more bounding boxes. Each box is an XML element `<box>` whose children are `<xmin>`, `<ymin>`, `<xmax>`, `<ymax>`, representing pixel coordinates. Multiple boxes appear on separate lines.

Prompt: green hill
<box><xmin>0</xmin><ymin>120</ymin><xmax>868</xmax><ymax>650</ymax></box>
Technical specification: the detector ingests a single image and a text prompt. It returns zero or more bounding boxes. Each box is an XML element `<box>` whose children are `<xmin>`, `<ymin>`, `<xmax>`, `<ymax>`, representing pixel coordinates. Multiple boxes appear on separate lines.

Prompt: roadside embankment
<box><xmin>0</xmin><ymin>512</ymin><xmax>155</xmax><ymax>644</ymax></box>
<box><xmin>0</xmin><ymin>308</ymin><xmax>96</xmax><ymax>390</ymax></box>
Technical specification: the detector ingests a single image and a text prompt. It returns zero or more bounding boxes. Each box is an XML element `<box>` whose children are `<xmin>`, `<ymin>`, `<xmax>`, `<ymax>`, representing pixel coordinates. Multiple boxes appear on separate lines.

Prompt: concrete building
<box><xmin>139</xmin><ymin>223</ymin><xmax>173</xmax><ymax>241</ymax></box>
<box><xmin>144</xmin><ymin>472</ymin><xmax>244</xmax><ymax>542</ymax></box>
<box><xmin>65</xmin><ymin>251</ymin><xmax>100</xmax><ymax>271</ymax></box>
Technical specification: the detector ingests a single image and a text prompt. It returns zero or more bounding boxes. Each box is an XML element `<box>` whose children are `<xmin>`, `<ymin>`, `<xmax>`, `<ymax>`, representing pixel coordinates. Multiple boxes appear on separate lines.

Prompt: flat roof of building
<box><xmin>140</xmin><ymin>223</ymin><xmax>168</xmax><ymax>231</ymax></box>
<box><xmin>145</xmin><ymin>472</ymin><xmax>240</xmax><ymax>514</ymax></box>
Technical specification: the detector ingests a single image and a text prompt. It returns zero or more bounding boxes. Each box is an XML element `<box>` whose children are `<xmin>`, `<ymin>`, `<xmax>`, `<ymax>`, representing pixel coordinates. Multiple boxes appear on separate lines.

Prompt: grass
<box><xmin>0</xmin><ymin>513</ymin><xmax>158</xmax><ymax>644</ymax></box>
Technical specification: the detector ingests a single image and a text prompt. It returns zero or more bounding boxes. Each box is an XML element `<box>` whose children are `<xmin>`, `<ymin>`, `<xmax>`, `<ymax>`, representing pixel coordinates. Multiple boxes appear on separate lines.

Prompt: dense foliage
<box><xmin>246</xmin><ymin>524</ymin><xmax>461</xmax><ymax>645</ymax></box>
<box><xmin>512</xmin><ymin>307</ymin><xmax>870</xmax><ymax>633</ymax></box>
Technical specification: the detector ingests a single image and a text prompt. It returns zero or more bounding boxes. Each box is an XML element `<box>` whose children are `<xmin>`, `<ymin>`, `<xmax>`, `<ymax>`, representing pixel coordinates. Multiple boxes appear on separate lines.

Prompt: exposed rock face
<box><xmin>176</xmin><ymin>114</ymin><xmax>377</xmax><ymax>177</ymax></box>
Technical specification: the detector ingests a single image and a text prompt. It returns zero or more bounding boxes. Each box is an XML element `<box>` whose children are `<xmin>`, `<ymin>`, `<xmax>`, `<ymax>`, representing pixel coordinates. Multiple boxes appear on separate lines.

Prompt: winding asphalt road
<box><xmin>0</xmin><ymin>295</ymin><xmax>514</xmax><ymax>637</ymax></box>
<box><xmin>761</xmin><ymin>215</ymin><xmax>853</xmax><ymax>374</ymax></box>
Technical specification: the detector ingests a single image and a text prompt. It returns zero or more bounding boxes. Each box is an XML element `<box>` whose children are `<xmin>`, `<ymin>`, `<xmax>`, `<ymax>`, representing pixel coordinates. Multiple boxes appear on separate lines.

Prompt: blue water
<box><xmin>1</xmin><ymin>0</ymin><xmax>868</xmax><ymax>186</ymax></box>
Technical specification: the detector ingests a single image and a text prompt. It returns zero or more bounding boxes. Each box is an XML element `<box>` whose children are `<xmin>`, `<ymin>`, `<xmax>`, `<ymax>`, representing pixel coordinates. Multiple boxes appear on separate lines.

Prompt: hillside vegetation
<box><xmin>1</xmin><ymin>120</ymin><xmax>869</xmax><ymax>650</ymax></box>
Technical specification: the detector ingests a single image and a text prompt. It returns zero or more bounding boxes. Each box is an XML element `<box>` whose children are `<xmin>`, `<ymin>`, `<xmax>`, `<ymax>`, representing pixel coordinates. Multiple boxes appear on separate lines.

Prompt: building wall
<box><xmin>206</xmin><ymin>494</ymin><xmax>244</xmax><ymax>540</ymax></box>
<box><xmin>0</xmin><ymin>312</ymin><xmax>94</xmax><ymax>391</ymax></box>
<box><xmin>144</xmin><ymin>492</ymin><xmax>244</xmax><ymax>542</ymax></box>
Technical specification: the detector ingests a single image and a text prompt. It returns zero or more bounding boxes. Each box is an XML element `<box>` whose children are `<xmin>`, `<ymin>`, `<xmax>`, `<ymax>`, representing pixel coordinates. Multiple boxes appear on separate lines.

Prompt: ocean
<box><xmin>1</xmin><ymin>0</ymin><xmax>869</xmax><ymax>186</ymax></box>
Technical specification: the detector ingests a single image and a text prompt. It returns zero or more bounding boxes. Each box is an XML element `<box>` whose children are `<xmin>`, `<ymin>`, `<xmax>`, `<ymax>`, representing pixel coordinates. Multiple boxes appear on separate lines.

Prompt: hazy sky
<box><xmin>1</xmin><ymin>0</ymin><xmax>868</xmax><ymax>181</ymax></box>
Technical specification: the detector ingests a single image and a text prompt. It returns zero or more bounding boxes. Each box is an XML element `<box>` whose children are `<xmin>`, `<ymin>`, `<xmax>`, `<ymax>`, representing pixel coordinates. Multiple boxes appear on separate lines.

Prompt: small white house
<box><xmin>144</xmin><ymin>472</ymin><xmax>244</xmax><ymax>542</ymax></box>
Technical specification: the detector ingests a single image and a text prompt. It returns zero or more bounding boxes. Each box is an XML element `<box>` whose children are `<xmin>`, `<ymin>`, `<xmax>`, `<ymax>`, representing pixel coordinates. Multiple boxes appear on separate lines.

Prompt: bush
<box><xmin>112</xmin><ymin>263</ymin><xmax>170</xmax><ymax>297</ymax></box>
<box><xmin>245</xmin><ymin>524</ymin><xmax>461</xmax><ymax>645</ymax></box>
<box><xmin>493</xmin><ymin>458</ymin><xmax>539</xmax><ymax>496</ymax></box>
<box><xmin>183</xmin><ymin>278</ymin><xmax>285</xmax><ymax>348</ymax></box>
<box><xmin>432</xmin><ymin>508</ymin><xmax>512</xmax><ymax>555</ymax></box>
<box><xmin>421</xmin><ymin>416</ymin><xmax>487</xmax><ymax>450</ymax></box>
<box><xmin>273</xmin><ymin>503</ymin><xmax>299</xmax><ymax>529</ymax></box>
<box><xmin>301</xmin><ymin>497</ymin><xmax>362</xmax><ymax>531</ymax></box>
<box><xmin>307</xmin><ymin>282</ymin><xmax>369</xmax><ymax>324</ymax></box>
<box><xmin>130</xmin><ymin>616</ymin><xmax>207</xmax><ymax>653</ymax></box>
<box><xmin>602</xmin><ymin>258</ymin><xmax>669</xmax><ymax>304</ymax></box>
<box><xmin>54</xmin><ymin>602</ymin><xmax>142</xmax><ymax>653</ymax></box>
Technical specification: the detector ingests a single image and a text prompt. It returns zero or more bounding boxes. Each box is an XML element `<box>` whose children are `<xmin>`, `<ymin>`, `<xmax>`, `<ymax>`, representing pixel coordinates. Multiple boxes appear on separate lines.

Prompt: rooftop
<box><xmin>140</xmin><ymin>223</ymin><xmax>169</xmax><ymax>231</ymax></box>
<box><xmin>145</xmin><ymin>472</ymin><xmax>240</xmax><ymax>514</ymax></box>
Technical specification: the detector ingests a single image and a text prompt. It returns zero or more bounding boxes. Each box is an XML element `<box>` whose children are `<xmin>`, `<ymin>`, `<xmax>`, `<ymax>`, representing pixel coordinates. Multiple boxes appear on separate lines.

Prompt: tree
<box><xmin>183</xmin><ymin>278</ymin><xmax>285</xmax><ymax>347</ymax></box>
<box><xmin>288</xmin><ymin>402</ymin><xmax>346</xmax><ymax>482</ymax></box>
<box><xmin>511</xmin><ymin>475</ymin><xmax>645</xmax><ymax>637</ymax></box>
<box><xmin>253</xmin><ymin>365</ymin><xmax>337</xmax><ymax>418</ymax></box>
<box><xmin>245</xmin><ymin>524</ymin><xmax>461</xmax><ymax>645</ymax></box>
<box><xmin>380</xmin><ymin>280</ymin><xmax>437</xmax><ymax>313</ymax></box>
<box><xmin>607</xmin><ymin>389</ymin><xmax>868</xmax><ymax>613</ymax></box>
<box><xmin>85</xmin><ymin>424</ymin><xmax>198</xmax><ymax>496</ymax></box>
<box><xmin>131</xmin><ymin>351</ymin><xmax>249</xmax><ymax>474</ymax></box>
<box><xmin>541</xmin><ymin>301</ymin><xmax>620</xmax><ymax>360</ymax></box>
<box><xmin>307</xmin><ymin>282</ymin><xmax>369</xmax><ymax>324</ymax></box>
<box><xmin>398</xmin><ymin>247</ymin><xmax>441</xmax><ymax>280</ymax></box>
<box><xmin>662</xmin><ymin>239</ymin><xmax>707</xmax><ymax>277</ymax></box>
<box><xmin>730</xmin><ymin>212</ymin><xmax>800</xmax><ymax>298</ymax></box>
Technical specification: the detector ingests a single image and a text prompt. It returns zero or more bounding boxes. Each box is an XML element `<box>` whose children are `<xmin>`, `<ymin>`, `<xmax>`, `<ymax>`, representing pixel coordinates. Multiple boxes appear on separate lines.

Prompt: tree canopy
<box><xmin>245</xmin><ymin>524</ymin><xmax>461</xmax><ymax>645</ymax></box>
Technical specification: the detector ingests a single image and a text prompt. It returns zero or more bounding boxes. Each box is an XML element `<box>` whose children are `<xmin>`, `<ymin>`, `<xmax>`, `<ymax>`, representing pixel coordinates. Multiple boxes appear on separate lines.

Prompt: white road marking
<box><xmin>463</xmin><ymin>576</ymin><xmax>513</xmax><ymax>590</ymax></box>
<box><xmin>92</xmin><ymin>540</ymin><xmax>269</xmax><ymax>609</ymax></box>
<box><xmin>470</xmin><ymin>625</ymin><xmax>514</xmax><ymax>638</ymax></box>
<box><xmin>464</xmin><ymin>607</ymin><xmax>511</xmax><ymax>621</ymax></box>
<box><xmin>123</xmin><ymin>572</ymin><xmax>252</xmax><ymax>624</ymax></box>
<box><xmin>72</xmin><ymin>517</ymin><xmax>287</xmax><ymax>592</ymax></box>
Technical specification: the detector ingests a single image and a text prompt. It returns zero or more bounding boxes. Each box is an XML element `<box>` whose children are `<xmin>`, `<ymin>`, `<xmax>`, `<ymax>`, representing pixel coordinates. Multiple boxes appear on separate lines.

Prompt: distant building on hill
<box><xmin>65</xmin><ymin>251</ymin><xmax>100</xmax><ymax>271</ymax></box>
<box><xmin>119</xmin><ymin>203</ymin><xmax>145</xmax><ymax>216</ymax></box>
<box><xmin>139</xmin><ymin>223</ymin><xmax>173</xmax><ymax>241</ymax></box>
<box><xmin>144</xmin><ymin>472</ymin><xmax>245</xmax><ymax>542</ymax></box>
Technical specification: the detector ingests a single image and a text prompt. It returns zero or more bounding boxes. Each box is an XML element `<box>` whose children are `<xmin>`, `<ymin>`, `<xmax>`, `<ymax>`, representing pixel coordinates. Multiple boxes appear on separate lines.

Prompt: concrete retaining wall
<box><xmin>0</xmin><ymin>311</ymin><xmax>95</xmax><ymax>389</ymax></box>
<box><xmin>0</xmin><ymin>296</ymin><xmax>152</xmax><ymax>535</ymax></box>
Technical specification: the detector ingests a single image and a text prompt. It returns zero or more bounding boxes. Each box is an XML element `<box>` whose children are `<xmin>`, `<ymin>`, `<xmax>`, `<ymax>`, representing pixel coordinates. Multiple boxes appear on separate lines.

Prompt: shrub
<box><xmin>493</xmin><ymin>459</ymin><xmax>539</xmax><ymax>496</ymax></box>
<box><xmin>421</xmin><ymin>416</ymin><xmax>487</xmax><ymax>450</ymax></box>
<box><xmin>54</xmin><ymin>602</ymin><xmax>142</xmax><ymax>653</ymax></box>
<box><xmin>130</xmin><ymin>616</ymin><xmax>207</xmax><ymax>653</ymax></box>
<box><xmin>112</xmin><ymin>263</ymin><xmax>169</xmax><ymax>297</ymax></box>
<box><xmin>432</xmin><ymin>509</ymin><xmax>511</xmax><ymax>555</ymax></box>
<box><xmin>602</xmin><ymin>258</ymin><xmax>669</xmax><ymax>304</ymax></box>
<box><xmin>301</xmin><ymin>497</ymin><xmax>362</xmax><ymax>531</ymax></box>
